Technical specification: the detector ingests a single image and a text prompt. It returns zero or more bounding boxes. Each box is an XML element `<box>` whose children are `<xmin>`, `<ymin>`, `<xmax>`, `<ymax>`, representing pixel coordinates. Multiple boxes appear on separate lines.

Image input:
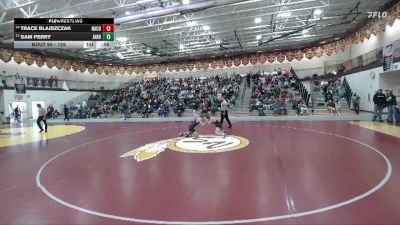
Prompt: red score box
<box><xmin>102</xmin><ymin>24</ymin><xmax>114</xmax><ymax>32</ymax></box>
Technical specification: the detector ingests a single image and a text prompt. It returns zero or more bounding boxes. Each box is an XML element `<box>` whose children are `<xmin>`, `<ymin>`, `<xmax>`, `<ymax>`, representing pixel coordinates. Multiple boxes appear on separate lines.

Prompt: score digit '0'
<box><xmin>102</xmin><ymin>24</ymin><xmax>114</xmax><ymax>32</ymax></box>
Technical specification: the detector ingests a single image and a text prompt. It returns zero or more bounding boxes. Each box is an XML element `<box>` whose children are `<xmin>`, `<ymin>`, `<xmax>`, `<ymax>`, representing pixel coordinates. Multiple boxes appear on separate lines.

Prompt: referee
<box><xmin>220</xmin><ymin>96</ymin><xmax>232</xmax><ymax>128</ymax></box>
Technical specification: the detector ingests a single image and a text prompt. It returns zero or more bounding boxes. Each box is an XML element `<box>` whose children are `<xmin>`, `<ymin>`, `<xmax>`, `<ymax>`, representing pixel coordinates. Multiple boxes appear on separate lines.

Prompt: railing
<box><xmin>324</xmin><ymin>39</ymin><xmax>400</xmax><ymax>76</ymax></box>
<box><xmin>241</xmin><ymin>81</ymin><xmax>246</xmax><ymax>104</ymax></box>
<box><xmin>310</xmin><ymin>81</ymin><xmax>315</xmax><ymax>114</ymax></box>
<box><xmin>0</xmin><ymin>75</ymin><xmax>129</xmax><ymax>91</ymax></box>
<box><xmin>291</xmin><ymin>67</ymin><xmax>311</xmax><ymax>107</ymax></box>
<box><xmin>343</xmin><ymin>77</ymin><xmax>353</xmax><ymax>108</ymax></box>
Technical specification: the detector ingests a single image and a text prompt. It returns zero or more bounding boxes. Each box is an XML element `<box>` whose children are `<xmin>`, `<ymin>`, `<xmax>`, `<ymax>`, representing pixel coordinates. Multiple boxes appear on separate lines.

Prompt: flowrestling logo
<box><xmin>367</xmin><ymin>11</ymin><xmax>388</xmax><ymax>19</ymax></box>
<box><xmin>120</xmin><ymin>135</ymin><xmax>249</xmax><ymax>161</ymax></box>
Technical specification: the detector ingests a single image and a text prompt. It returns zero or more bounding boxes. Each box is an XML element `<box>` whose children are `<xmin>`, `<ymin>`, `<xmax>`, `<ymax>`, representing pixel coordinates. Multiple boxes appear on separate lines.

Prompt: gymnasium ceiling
<box><xmin>0</xmin><ymin>0</ymin><xmax>397</xmax><ymax>65</ymax></box>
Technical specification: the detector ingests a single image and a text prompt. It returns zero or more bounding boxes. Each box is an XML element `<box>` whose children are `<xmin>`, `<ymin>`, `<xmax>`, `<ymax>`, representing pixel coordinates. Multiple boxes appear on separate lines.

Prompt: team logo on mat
<box><xmin>120</xmin><ymin>135</ymin><xmax>249</xmax><ymax>162</ymax></box>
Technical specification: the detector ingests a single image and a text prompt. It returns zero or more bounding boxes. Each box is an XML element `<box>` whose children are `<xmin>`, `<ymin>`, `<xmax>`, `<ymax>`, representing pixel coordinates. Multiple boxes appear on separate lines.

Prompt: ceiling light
<box><xmin>182</xmin><ymin>0</ymin><xmax>190</xmax><ymax>4</ymax></box>
<box><xmin>254</xmin><ymin>17</ymin><xmax>262</xmax><ymax>23</ymax></box>
<box><xmin>125</xmin><ymin>11</ymin><xmax>131</xmax><ymax>15</ymax></box>
<box><xmin>320</xmin><ymin>40</ymin><xmax>326</xmax><ymax>44</ymax></box>
<box><xmin>179</xmin><ymin>44</ymin><xmax>184</xmax><ymax>50</ymax></box>
<box><xmin>302</xmin><ymin>30</ymin><xmax>310</xmax><ymax>36</ymax></box>
<box><xmin>66</xmin><ymin>14</ymin><xmax>75</xmax><ymax>18</ymax></box>
<box><xmin>136</xmin><ymin>0</ymin><xmax>153</xmax><ymax>4</ymax></box>
<box><xmin>256</xmin><ymin>35</ymin><xmax>262</xmax><ymax>40</ymax></box>
<box><xmin>186</xmin><ymin>21</ymin><xmax>197</xmax><ymax>27</ymax></box>
<box><xmin>334</xmin><ymin>37</ymin><xmax>340</xmax><ymax>40</ymax></box>
<box><xmin>117</xmin><ymin>37</ymin><xmax>127</xmax><ymax>42</ymax></box>
<box><xmin>203</xmin><ymin>25</ymin><xmax>210</xmax><ymax>31</ymax></box>
<box><xmin>215</xmin><ymin>40</ymin><xmax>221</xmax><ymax>44</ymax></box>
<box><xmin>146</xmin><ymin>48</ymin><xmax>151</xmax><ymax>53</ymax></box>
<box><xmin>278</xmin><ymin>12</ymin><xmax>291</xmax><ymax>18</ymax></box>
<box><xmin>314</xmin><ymin>9</ymin><xmax>322</xmax><ymax>17</ymax></box>
<box><xmin>116</xmin><ymin>53</ymin><xmax>124</xmax><ymax>59</ymax></box>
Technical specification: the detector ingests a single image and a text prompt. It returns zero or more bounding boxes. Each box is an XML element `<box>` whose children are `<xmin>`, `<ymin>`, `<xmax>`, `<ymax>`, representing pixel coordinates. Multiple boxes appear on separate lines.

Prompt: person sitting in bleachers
<box><xmin>296</xmin><ymin>99</ymin><xmax>309</xmax><ymax>116</ymax></box>
<box><xmin>273</xmin><ymin>96</ymin><xmax>287</xmax><ymax>115</ymax></box>
<box><xmin>325</xmin><ymin>91</ymin><xmax>333</xmax><ymax>102</ymax></box>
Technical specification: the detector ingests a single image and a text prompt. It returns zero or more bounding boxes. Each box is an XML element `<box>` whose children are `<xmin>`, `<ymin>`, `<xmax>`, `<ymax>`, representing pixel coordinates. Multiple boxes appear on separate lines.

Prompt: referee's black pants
<box><xmin>220</xmin><ymin>110</ymin><xmax>232</xmax><ymax>128</ymax></box>
<box><xmin>64</xmin><ymin>113</ymin><xmax>70</xmax><ymax>121</ymax></box>
<box><xmin>37</xmin><ymin>116</ymin><xmax>47</xmax><ymax>132</ymax></box>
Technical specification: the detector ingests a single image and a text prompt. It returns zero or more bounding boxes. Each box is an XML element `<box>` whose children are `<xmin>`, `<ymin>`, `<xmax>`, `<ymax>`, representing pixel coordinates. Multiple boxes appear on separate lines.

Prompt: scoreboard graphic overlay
<box><xmin>14</xmin><ymin>18</ymin><xmax>115</xmax><ymax>49</ymax></box>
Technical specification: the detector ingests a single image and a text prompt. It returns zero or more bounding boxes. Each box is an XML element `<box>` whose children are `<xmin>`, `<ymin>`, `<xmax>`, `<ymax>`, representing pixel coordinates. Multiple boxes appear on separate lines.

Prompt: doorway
<box><xmin>8</xmin><ymin>101</ymin><xmax>27</xmax><ymax>121</ymax></box>
<box><xmin>31</xmin><ymin>101</ymin><xmax>45</xmax><ymax>119</ymax></box>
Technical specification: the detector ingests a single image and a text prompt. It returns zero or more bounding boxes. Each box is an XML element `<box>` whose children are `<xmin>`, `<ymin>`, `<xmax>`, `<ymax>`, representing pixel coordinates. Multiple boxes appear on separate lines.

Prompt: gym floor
<box><xmin>0</xmin><ymin>118</ymin><xmax>399</xmax><ymax>225</ymax></box>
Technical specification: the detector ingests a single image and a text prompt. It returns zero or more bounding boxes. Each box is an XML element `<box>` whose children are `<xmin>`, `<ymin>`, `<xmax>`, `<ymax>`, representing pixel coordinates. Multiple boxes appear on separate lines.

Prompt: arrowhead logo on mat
<box><xmin>121</xmin><ymin>135</ymin><xmax>249</xmax><ymax>162</ymax></box>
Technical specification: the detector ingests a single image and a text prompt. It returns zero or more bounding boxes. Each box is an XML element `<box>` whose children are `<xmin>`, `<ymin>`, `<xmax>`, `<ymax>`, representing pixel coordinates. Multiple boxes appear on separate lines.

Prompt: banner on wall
<box><xmin>62</xmin><ymin>81</ymin><xmax>69</xmax><ymax>91</ymax></box>
<box><xmin>14</xmin><ymin>73</ymin><xmax>27</xmax><ymax>94</ymax></box>
<box><xmin>383</xmin><ymin>43</ymin><xmax>394</xmax><ymax>71</ymax></box>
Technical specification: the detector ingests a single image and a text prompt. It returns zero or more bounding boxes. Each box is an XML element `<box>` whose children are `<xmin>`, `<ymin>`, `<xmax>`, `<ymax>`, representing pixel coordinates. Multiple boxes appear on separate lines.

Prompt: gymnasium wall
<box><xmin>344</xmin><ymin>62</ymin><xmax>400</xmax><ymax>112</ymax></box>
<box><xmin>1</xmin><ymin>89</ymin><xmax>92</xmax><ymax>120</ymax></box>
<box><xmin>345</xmin><ymin>67</ymin><xmax>381</xmax><ymax>112</ymax></box>
<box><xmin>0</xmin><ymin>60</ymin><xmax>136</xmax><ymax>89</ymax></box>
<box><xmin>290</xmin><ymin>49</ymin><xmax>351</xmax><ymax>78</ymax></box>
<box><xmin>379</xmin><ymin>69</ymin><xmax>400</xmax><ymax>97</ymax></box>
<box><xmin>350</xmin><ymin>20</ymin><xmax>400</xmax><ymax>58</ymax></box>
<box><xmin>0</xmin><ymin>91</ymin><xmax>4</xmax><ymax>121</ymax></box>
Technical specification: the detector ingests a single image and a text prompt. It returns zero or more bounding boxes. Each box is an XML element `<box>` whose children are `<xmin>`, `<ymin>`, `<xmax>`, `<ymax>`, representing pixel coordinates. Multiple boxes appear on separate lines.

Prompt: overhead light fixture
<box><xmin>334</xmin><ymin>37</ymin><xmax>340</xmax><ymax>40</ymax></box>
<box><xmin>186</xmin><ymin>21</ymin><xmax>197</xmax><ymax>27</ymax></box>
<box><xmin>116</xmin><ymin>52</ymin><xmax>125</xmax><ymax>59</ymax></box>
<box><xmin>302</xmin><ymin>29</ymin><xmax>310</xmax><ymax>36</ymax></box>
<box><xmin>256</xmin><ymin>35</ymin><xmax>262</xmax><ymax>40</ymax></box>
<box><xmin>125</xmin><ymin>11</ymin><xmax>131</xmax><ymax>15</ymax></box>
<box><xmin>66</xmin><ymin>14</ymin><xmax>75</xmax><ymax>18</ymax></box>
<box><xmin>254</xmin><ymin>17</ymin><xmax>262</xmax><ymax>23</ymax></box>
<box><xmin>215</xmin><ymin>40</ymin><xmax>221</xmax><ymax>44</ymax></box>
<box><xmin>278</xmin><ymin>12</ymin><xmax>291</xmax><ymax>18</ymax></box>
<box><xmin>314</xmin><ymin>9</ymin><xmax>323</xmax><ymax>17</ymax></box>
<box><xmin>203</xmin><ymin>25</ymin><xmax>210</xmax><ymax>31</ymax></box>
<box><xmin>117</xmin><ymin>37</ymin><xmax>128</xmax><ymax>42</ymax></box>
<box><xmin>320</xmin><ymin>40</ymin><xmax>326</xmax><ymax>44</ymax></box>
<box><xmin>146</xmin><ymin>48</ymin><xmax>151</xmax><ymax>53</ymax></box>
<box><xmin>136</xmin><ymin>0</ymin><xmax>153</xmax><ymax>4</ymax></box>
<box><xmin>179</xmin><ymin>44</ymin><xmax>184</xmax><ymax>50</ymax></box>
<box><xmin>182</xmin><ymin>0</ymin><xmax>190</xmax><ymax>4</ymax></box>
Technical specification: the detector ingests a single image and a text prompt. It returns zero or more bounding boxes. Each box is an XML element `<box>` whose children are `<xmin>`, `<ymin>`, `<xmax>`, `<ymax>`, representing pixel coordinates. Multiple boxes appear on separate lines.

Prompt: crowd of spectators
<box><xmin>72</xmin><ymin>75</ymin><xmax>241</xmax><ymax>119</ymax></box>
<box><xmin>248</xmin><ymin>69</ymin><xmax>306</xmax><ymax>115</ymax></box>
<box><xmin>313</xmin><ymin>77</ymin><xmax>347</xmax><ymax>115</ymax></box>
<box><xmin>26</xmin><ymin>76</ymin><xmax>58</xmax><ymax>88</ymax></box>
